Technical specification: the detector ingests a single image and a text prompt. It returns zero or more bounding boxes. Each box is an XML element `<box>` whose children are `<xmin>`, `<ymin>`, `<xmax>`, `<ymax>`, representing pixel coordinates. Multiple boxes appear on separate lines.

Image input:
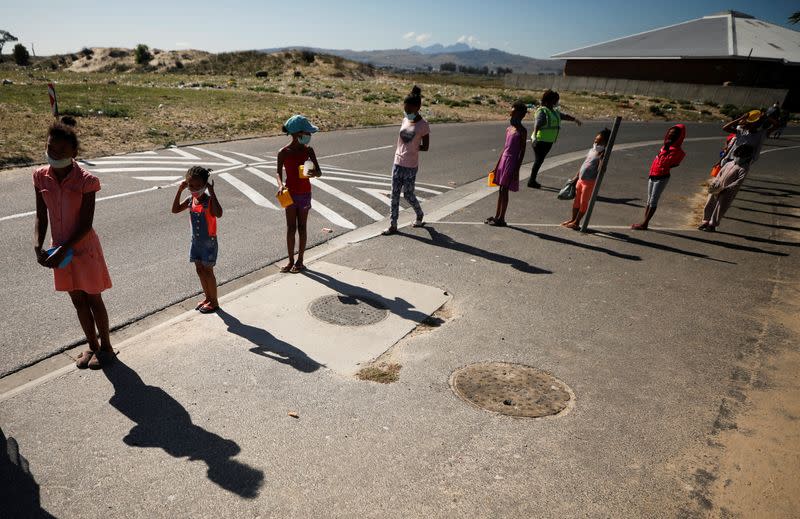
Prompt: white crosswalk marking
<box><xmin>91</xmin><ymin>167</ymin><xmax>190</xmax><ymax>173</ymax></box>
<box><xmin>190</xmin><ymin>147</ymin><xmax>241</xmax><ymax>165</ymax></box>
<box><xmin>168</xmin><ymin>147</ymin><xmax>201</xmax><ymax>159</ymax></box>
<box><xmin>244</xmin><ymin>167</ymin><xmax>356</xmax><ymax>229</ymax></box>
<box><xmin>307</xmin><ymin>179</ymin><xmax>385</xmax><ymax>221</ymax></box>
<box><xmin>133</xmin><ymin>176</ymin><xmax>183</xmax><ymax>181</ymax></box>
<box><xmin>318</xmin><ymin>175</ymin><xmax>442</xmax><ymax>194</ymax></box>
<box><xmin>218</xmin><ymin>172</ymin><xmax>278</xmax><ymax>209</ymax></box>
<box><xmin>357</xmin><ymin>188</ymin><xmax>426</xmax><ymax>206</ymax></box>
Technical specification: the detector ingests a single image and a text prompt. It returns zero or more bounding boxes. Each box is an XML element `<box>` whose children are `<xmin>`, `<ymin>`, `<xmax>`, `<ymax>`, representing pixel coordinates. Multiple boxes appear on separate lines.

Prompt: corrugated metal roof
<box><xmin>552</xmin><ymin>11</ymin><xmax>800</xmax><ymax>64</ymax></box>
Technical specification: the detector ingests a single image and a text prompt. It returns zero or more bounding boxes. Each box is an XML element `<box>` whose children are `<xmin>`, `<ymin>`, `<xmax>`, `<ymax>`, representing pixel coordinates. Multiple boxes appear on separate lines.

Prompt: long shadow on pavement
<box><xmin>301</xmin><ymin>268</ymin><xmax>436</xmax><ymax>322</ymax></box>
<box><xmin>735</xmin><ymin>198</ymin><xmax>800</xmax><ymax>210</ymax></box>
<box><xmin>654</xmin><ymin>231</ymin><xmax>789</xmax><ymax>257</ymax></box>
<box><xmin>734</xmin><ymin>206</ymin><xmax>800</xmax><ymax>220</ymax></box>
<box><xmin>723</xmin><ymin>217</ymin><xmax>800</xmax><ymax>232</ymax></box>
<box><xmin>216</xmin><ymin>308</ymin><xmax>322</xmax><ymax>373</ymax></box>
<box><xmin>399</xmin><ymin>226</ymin><xmax>553</xmax><ymax>274</ymax></box>
<box><xmin>103</xmin><ymin>359</ymin><xmax>265</xmax><ymax>499</ymax></box>
<box><xmin>508</xmin><ymin>226</ymin><xmax>642</xmax><ymax>261</ymax></box>
<box><xmin>716</xmin><ymin>230</ymin><xmax>800</xmax><ymax>248</ymax></box>
<box><xmin>595</xmin><ymin>231</ymin><xmax>736</xmax><ymax>264</ymax></box>
<box><xmin>0</xmin><ymin>427</ymin><xmax>56</xmax><ymax>518</ymax></box>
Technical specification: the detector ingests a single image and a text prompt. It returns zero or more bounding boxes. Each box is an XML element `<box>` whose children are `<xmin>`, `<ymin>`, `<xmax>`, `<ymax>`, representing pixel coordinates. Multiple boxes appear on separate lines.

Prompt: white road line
<box><xmin>320</xmin><ymin>175</ymin><xmax>442</xmax><ymax>194</ymax></box>
<box><xmin>133</xmin><ymin>176</ymin><xmax>183</xmax><ymax>181</ymax></box>
<box><xmin>225</xmin><ymin>151</ymin><xmax>278</xmax><ymax>163</ymax></box>
<box><xmin>218</xmin><ymin>172</ymin><xmax>277</xmax><ymax>209</ymax></box>
<box><xmin>319</xmin><ymin>165</ymin><xmax>453</xmax><ymax>190</ymax></box>
<box><xmin>169</xmin><ymin>147</ymin><xmax>201</xmax><ymax>159</ymax></box>
<box><xmin>318</xmin><ymin>145</ymin><xmax>393</xmax><ymax>159</ymax></box>
<box><xmin>130</xmin><ymin>151</ymin><xmax>158</xmax><ymax>156</ymax></box>
<box><xmin>190</xmin><ymin>147</ymin><xmax>241</xmax><ymax>165</ymax></box>
<box><xmin>243</xmin><ymin>167</ymin><xmax>356</xmax><ymax>229</ymax></box>
<box><xmin>761</xmin><ymin>145</ymin><xmax>800</xmax><ymax>155</ymax></box>
<box><xmin>357</xmin><ymin>187</ymin><xmax>427</xmax><ymax>207</ymax></box>
<box><xmin>90</xmin><ymin>167</ymin><xmax>191</xmax><ymax>173</ymax></box>
<box><xmin>310</xmin><ymin>179</ymin><xmax>385</xmax><ymax>221</ymax></box>
<box><xmin>87</xmin><ymin>160</ymin><xmax>228</xmax><ymax>167</ymax></box>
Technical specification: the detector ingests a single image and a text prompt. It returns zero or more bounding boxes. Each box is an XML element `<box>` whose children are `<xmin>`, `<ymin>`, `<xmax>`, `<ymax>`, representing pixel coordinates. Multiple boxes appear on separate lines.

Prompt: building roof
<box><xmin>552</xmin><ymin>11</ymin><xmax>800</xmax><ymax>64</ymax></box>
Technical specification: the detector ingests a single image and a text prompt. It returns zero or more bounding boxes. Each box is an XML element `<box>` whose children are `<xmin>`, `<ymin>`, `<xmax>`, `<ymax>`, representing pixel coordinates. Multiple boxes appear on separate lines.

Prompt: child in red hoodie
<box><xmin>631</xmin><ymin>124</ymin><xmax>686</xmax><ymax>230</ymax></box>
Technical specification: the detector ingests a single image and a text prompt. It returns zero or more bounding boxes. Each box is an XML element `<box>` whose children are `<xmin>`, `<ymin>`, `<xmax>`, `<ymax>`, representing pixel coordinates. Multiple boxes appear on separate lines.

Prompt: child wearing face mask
<box><xmin>485</xmin><ymin>101</ymin><xmax>528</xmax><ymax>226</ymax></box>
<box><xmin>276</xmin><ymin>115</ymin><xmax>321</xmax><ymax>273</ymax></box>
<box><xmin>382</xmin><ymin>85</ymin><xmax>430</xmax><ymax>235</ymax></box>
<box><xmin>33</xmin><ymin>120</ymin><xmax>115</xmax><ymax>369</ymax></box>
<box><xmin>561</xmin><ymin>128</ymin><xmax>611</xmax><ymax>230</ymax></box>
<box><xmin>172</xmin><ymin>166</ymin><xmax>223</xmax><ymax>313</ymax></box>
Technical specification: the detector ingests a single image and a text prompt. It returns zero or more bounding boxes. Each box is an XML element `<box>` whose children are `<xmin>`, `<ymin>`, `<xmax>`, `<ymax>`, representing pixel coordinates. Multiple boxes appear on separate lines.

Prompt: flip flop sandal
<box><xmin>198</xmin><ymin>303</ymin><xmax>218</xmax><ymax>314</ymax></box>
<box><xmin>488</xmin><ymin>219</ymin><xmax>507</xmax><ymax>227</ymax></box>
<box><xmin>76</xmin><ymin>350</ymin><xmax>94</xmax><ymax>369</ymax></box>
<box><xmin>290</xmin><ymin>264</ymin><xmax>306</xmax><ymax>274</ymax></box>
<box><xmin>631</xmin><ymin>223</ymin><xmax>648</xmax><ymax>230</ymax></box>
<box><xmin>88</xmin><ymin>349</ymin><xmax>115</xmax><ymax>370</ymax></box>
<box><xmin>279</xmin><ymin>264</ymin><xmax>294</xmax><ymax>273</ymax></box>
<box><xmin>195</xmin><ymin>300</ymin><xmax>208</xmax><ymax>310</ymax></box>
<box><xmin>381</xmin><ymin>227</ymin><xmax>397</xmax><ymax>236</ymax></box>
<box><xmin>412</xmin><ymin>220</ymin><xmax>425</xmax><ymax>228</ymax></box>
<box><xmin>484</xmin><ymin>217</ymin><xmax>496</xmax><ymax>224</ymax></box>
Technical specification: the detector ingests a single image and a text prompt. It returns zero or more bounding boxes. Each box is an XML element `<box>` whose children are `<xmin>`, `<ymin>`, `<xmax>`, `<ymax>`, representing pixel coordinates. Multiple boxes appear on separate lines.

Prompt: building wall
<box><xmin>504</xmin><ymin>73</ymin><xmax>790</xmax><ymax>109</ymax></box>
<box><xmin>563</xmin><ymin>59</ymin><xmax>794</xmax><ymax>89</ymax></box>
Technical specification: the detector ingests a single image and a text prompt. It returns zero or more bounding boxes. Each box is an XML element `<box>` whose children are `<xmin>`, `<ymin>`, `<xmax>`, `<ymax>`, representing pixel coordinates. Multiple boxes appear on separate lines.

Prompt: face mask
<box><xmin>298</xmin><ymin>135</ymin><xmax>311</xmax><ymax>145</ymax></box>
<box><xmin>189</xmin><ymin>187</ymin><xmax>206</xmax><ymax>197</ymax></box>
<box><xmin>593</xmin><ymin>144</ymin><xmax>605</xmax><ymax>153</ymax></box>
<box><xmin>405</xmin><ymin>112</ymin><xmax>417</xmax><ymax>121</ymax></box>
<box><xmin>46</xmin><ymin>152</ymin><xmax>72</xmax><ymax>169</ymax></box>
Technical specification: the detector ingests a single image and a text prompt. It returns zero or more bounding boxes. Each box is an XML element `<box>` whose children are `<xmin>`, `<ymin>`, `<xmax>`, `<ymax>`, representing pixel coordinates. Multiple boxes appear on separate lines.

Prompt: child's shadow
<box><xmin>102</xmin><ymin>359</ymin><xmax>265</xmax><ymax>499</ymax></box>
<box><xmin>216</xmin><ymin>308</ymin><xmax>323</xmax><ymax>373</ymax></box>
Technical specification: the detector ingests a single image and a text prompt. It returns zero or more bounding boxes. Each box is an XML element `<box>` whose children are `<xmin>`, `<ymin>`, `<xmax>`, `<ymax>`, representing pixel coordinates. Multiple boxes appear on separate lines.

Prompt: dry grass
<box><xmin>0</xmin><ymin>49</ymin><xmax>735</xmax><ymax>169</ymax></box>
<box><xmin>356</xmin><ymin>363</ymin><xmax>402</xmax><ymax>384</ymax></box>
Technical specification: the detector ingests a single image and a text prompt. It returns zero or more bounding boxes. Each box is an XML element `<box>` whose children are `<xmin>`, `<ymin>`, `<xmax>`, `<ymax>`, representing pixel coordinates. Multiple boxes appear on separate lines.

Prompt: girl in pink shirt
<box><xmin>33</xmin><ymin>122</ymin><xmax>114</xmax><ymax>370</ymax></box>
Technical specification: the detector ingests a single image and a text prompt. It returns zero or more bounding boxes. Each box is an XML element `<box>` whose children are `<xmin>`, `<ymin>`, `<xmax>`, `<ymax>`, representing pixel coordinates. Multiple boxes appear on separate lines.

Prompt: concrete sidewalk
<box><xmin>1</xmin><ymin>139</ymin><xmax>799</xmax><ymax>518</ymax></box>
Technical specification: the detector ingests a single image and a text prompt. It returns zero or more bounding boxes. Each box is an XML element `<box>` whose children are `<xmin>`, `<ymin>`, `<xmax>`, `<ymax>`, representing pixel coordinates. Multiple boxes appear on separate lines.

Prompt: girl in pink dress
<box><xmin>485</xmin><ymin>101</ymin><xmax>528</xmax><ymax>227</ymax></box>
<box><xmin>33</xmin><ymin>122</ymin><xmax>114</xmax><ymax>370</ymax></box>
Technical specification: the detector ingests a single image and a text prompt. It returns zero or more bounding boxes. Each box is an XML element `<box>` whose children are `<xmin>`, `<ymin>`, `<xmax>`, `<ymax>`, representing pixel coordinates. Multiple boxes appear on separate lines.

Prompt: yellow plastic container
<box><xmin>487</xmin><ymin>170</ymin><xmax>498</xmax><ymax>187</ymax></box>
<box><xmin>276</xmin><ymin>188</ymin><xmax>293</xmax><ymax>208</ymax></box>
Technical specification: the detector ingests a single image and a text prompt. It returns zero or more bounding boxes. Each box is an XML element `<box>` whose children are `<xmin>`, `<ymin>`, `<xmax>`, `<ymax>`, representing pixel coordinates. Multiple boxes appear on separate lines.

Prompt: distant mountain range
<box><xmin>259</xmin><ymin>44</ymin><xmax>564</xmax><ymax>74</ymax></box>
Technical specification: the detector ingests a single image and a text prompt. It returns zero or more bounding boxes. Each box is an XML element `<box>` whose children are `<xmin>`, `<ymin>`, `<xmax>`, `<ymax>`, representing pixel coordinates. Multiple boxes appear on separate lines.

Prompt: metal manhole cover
<box><xmin>308</xmin><ymin>294</ymin><xmax>389</xmax><ymax>326</ymax></box>
<box><xmin>450</xmin><ymin>362</ymin><xmax>573</xmax><ymax>418</ymax></box>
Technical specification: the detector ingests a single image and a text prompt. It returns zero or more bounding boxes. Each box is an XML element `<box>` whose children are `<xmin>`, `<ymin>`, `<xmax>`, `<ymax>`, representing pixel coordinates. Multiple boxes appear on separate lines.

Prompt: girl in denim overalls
<box><xmin>171</xmin><ymin>166</ymin><xmax>223</xmax><ymax>313</ymax></box>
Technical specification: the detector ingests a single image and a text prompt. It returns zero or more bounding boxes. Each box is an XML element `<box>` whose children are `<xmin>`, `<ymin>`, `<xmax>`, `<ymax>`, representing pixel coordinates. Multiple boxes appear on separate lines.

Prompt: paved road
<box><xmin>0</xmin><ymin>121</ymin><xmax>769</xmax><ymax>374</ymax></box>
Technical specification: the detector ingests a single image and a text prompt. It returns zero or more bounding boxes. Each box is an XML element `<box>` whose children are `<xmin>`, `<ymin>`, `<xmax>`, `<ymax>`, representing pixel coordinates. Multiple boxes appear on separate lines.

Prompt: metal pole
<box><xmin>580</xmin><ymin>116</ymin><xmax>622</xmax><ymax>233</ymax></box>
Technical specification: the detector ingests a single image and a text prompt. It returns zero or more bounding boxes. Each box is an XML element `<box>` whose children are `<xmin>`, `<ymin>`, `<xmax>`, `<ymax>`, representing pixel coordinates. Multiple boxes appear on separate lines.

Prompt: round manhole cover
<box><xmin>308</xmin><ymin>294</ymin><xmax>389</xmax><ymax>326</ymax></box>
<box><xmin>450</xmin><ymin>362</ymin><xmax>573</xmax><ymax>418</ymax></box>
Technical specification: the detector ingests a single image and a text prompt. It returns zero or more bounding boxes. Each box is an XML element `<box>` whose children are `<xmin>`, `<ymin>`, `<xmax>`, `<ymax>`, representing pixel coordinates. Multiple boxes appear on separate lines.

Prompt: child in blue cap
<box><xmin>277</xmin><ymin>115</ymin><xmax>322</xmax><ymax>273</ymax></box>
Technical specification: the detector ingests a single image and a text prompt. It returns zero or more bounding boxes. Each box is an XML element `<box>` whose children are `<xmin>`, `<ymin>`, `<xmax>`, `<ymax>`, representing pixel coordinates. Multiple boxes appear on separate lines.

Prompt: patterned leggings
<box><xmin>389</xmin><ymin>164</ymin><xmax>423</xmax><ymax>227</ymax></box>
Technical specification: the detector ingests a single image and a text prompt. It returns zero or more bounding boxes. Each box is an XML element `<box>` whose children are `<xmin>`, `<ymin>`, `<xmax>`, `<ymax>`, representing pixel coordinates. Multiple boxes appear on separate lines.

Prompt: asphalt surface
<box><xmin>0</xmin><ymin>122</ymin><xmax>774</xmax><ymax>375</ymax></box>
<box><xmin>0</xmin><ymin>129</ymin><xmax>797</xmax><ymax>517</ymax></box>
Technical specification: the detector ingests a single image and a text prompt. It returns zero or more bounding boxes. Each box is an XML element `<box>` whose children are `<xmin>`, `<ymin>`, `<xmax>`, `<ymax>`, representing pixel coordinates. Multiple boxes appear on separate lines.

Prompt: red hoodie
<box><xmin>649</xmin><ymin>124</ymin><xmax>686</xmax><ymax>178</ymax></box>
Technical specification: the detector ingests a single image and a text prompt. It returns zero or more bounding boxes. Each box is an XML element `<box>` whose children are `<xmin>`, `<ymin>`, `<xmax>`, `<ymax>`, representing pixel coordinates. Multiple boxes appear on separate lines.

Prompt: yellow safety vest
<box><xmin>534</xmin><ymin>106</ymin><xmax>561</xmax><ymax>143</ymax></box>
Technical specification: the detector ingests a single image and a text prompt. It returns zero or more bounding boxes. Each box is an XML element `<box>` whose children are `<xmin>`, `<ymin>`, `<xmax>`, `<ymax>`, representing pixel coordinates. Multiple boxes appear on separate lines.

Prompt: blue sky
<box><xmin>3</xmin><ymin>0</ymin><xmax>798</xmax><ymax>58</ymax></box>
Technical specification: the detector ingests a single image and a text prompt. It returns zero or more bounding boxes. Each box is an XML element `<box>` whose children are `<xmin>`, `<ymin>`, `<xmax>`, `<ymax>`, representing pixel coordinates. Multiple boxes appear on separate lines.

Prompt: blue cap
<box><xmin>284</xmin><ymin>115</ymin><xmax>318</xmax><ymax>135</ymax></box>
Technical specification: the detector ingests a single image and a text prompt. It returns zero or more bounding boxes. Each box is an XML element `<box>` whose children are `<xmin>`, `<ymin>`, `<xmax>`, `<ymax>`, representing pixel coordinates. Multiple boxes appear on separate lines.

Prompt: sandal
<box><xmin>631</xmin><ymin>223</ymin><xmax>648</xmax><ymax>230</ymax></box>
<box><xmin>195</xmin><ymin>299</ymin><xmax>209</xmax><ymax>310</ymax></box>
<box><xmin>290</xmin><ymin>264</ymin><xmax>306</xmax><ymax>274</ymax></box>
<box><xmin>484</xmin><ymin>217</ymin><xmax>496</xmax><ymax>225</ymax></box>
<box><xmin>488</xmin><ymin>219</ymin><xmax>507</xmax><ymax>227</ymax></box>
<box><xmin>88</xmin><ymin>349</ymin><xmax>115</xmax><ymax>370</ymax></box>
<box><xmin>381</xmin><ymin>227</ymin><xmax>397</xmax><ymax>236</ymax></box>
<box><xmin>198</xmin><ymin>303</ymin><xmax>218</xmax><ymax>314</ymax></box>
<box><xmin>412</xmin><ymin>220</ymin><xmax>425</xmax><ymax>228</ymax></box>
<box><xmin>279</xmin><ymin>263</ymin><xmax>294</xmax><ymax>273</ymax></box>
<box><xmin>76</xmin><ymin>350</ymin><xmax>94</xmax><ymax>369</ymax></box>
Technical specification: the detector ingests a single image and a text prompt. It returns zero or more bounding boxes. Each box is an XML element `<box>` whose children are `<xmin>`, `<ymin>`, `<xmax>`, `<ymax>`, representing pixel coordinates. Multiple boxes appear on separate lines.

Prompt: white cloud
<box><xmin>402</xmin><ymin>32</ymin><xmax>416</xmax><ymax>40</ymax></box>
<box><xmin>415</xmin><ymin>33</ymin><xmax>432</xmax><ymax>44</ymax></box>
<box><xmin>457</xmin><ymin>35</ymin><xmax>480</xmax><ymax>46</ymax></box>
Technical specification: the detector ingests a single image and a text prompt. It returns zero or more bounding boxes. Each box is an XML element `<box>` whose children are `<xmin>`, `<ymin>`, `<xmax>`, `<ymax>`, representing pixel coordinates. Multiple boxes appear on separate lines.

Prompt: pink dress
<box><xmin>33</xmin><ymin>163</ymin><xmax>112</xmax><ymax>294</ymax></box>
<box><xmin>493</xmin><ymin>126</ymin><xmax>526</xmax><ymax>192</ymax></box>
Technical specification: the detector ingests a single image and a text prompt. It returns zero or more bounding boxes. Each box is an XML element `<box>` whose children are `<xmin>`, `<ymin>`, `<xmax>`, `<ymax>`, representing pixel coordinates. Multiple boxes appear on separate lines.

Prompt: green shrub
<box><xmin>134</xmin><ymin>44</ymin><xmax>152</xmax><ymax>65</ymax></box>
<box><xmin>649</xmin><ymin>105</ymin><xmax>664</xmax><ymax>116</ymax></box>
<box><xmin>720</xmin><ymin>104</ymin><xmax>739</xmax><ymax>118</ymax></box>
<box><xmin>301</xmin><ymin>50</ymin><xmax>315</xmax><ymax>64</ymax></box>
<box><xmin>60</xmin><ymin>107</ymin><xmax>88</xmax><ymax>117</ymax></box>
<box><xmin>12</xmin><ymin>43</ymin><xmax>30</xmax><ymax>66</ymax></box>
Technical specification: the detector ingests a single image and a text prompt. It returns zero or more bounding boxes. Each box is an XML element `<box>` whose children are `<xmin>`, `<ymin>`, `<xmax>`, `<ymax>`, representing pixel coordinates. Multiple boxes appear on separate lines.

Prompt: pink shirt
<box><xmin>33</xmin><ymin>163</ymin><xmax>101</xmax><ymax>246</ymax></box>
<box><xmin>394</xmin><ymin>117</ymin><xmax>430</xmax><ymax>169</ymax></box>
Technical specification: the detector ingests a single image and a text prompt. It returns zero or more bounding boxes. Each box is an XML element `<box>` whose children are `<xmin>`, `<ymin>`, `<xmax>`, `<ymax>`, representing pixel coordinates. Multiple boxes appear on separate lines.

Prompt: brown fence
<box><xmin>505</xmin><ymin>74</ymin><xmax>788</xmax><ymax>108</ymax></box>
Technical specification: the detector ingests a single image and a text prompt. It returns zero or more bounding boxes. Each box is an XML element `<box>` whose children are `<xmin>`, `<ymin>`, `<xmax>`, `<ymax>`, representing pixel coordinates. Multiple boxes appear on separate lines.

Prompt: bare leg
<box><xmin>562</xmin><ymin>207</ymin><xmax>579</xmax><ymax>226</ymax></box>
<box><xmin>496</xmin><ymin>187</ymin><xmax>509</xmax><ymax>221</ymax></box>
<box><xmin>86</xmin><ymin>293</ymin><xmax>112</xmax><ymax>351</ymax></box>
<box><xmin>195</xmin><ymin>262</ymin><xmax>210</xmax><ymax>301</ymax></box>
<box><xmin>69</xmin><ymin>291</ymin><xmax>100</xmax><ymax>351</ymax></box>
<box><xmin>295</xmin><ymin>209</ymin><xmax>310</xmax><ymax>266</ymax></box>
<box><xmin>202</xmin><ymin>266</ymin><xmax>219</xmax><ymax>307</ymax></box>
<box><xmin>284</xmin><ymin>206</ymin><xmax>298</xmax><ymax>268</ymax></box>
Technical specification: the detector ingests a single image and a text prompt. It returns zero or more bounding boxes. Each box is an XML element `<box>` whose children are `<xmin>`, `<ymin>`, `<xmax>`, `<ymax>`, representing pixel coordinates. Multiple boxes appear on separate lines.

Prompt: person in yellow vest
<box><xmin>527</xmin><ymin>89</ymin><xmax>582</xmax><ymax>189</ymax></box>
